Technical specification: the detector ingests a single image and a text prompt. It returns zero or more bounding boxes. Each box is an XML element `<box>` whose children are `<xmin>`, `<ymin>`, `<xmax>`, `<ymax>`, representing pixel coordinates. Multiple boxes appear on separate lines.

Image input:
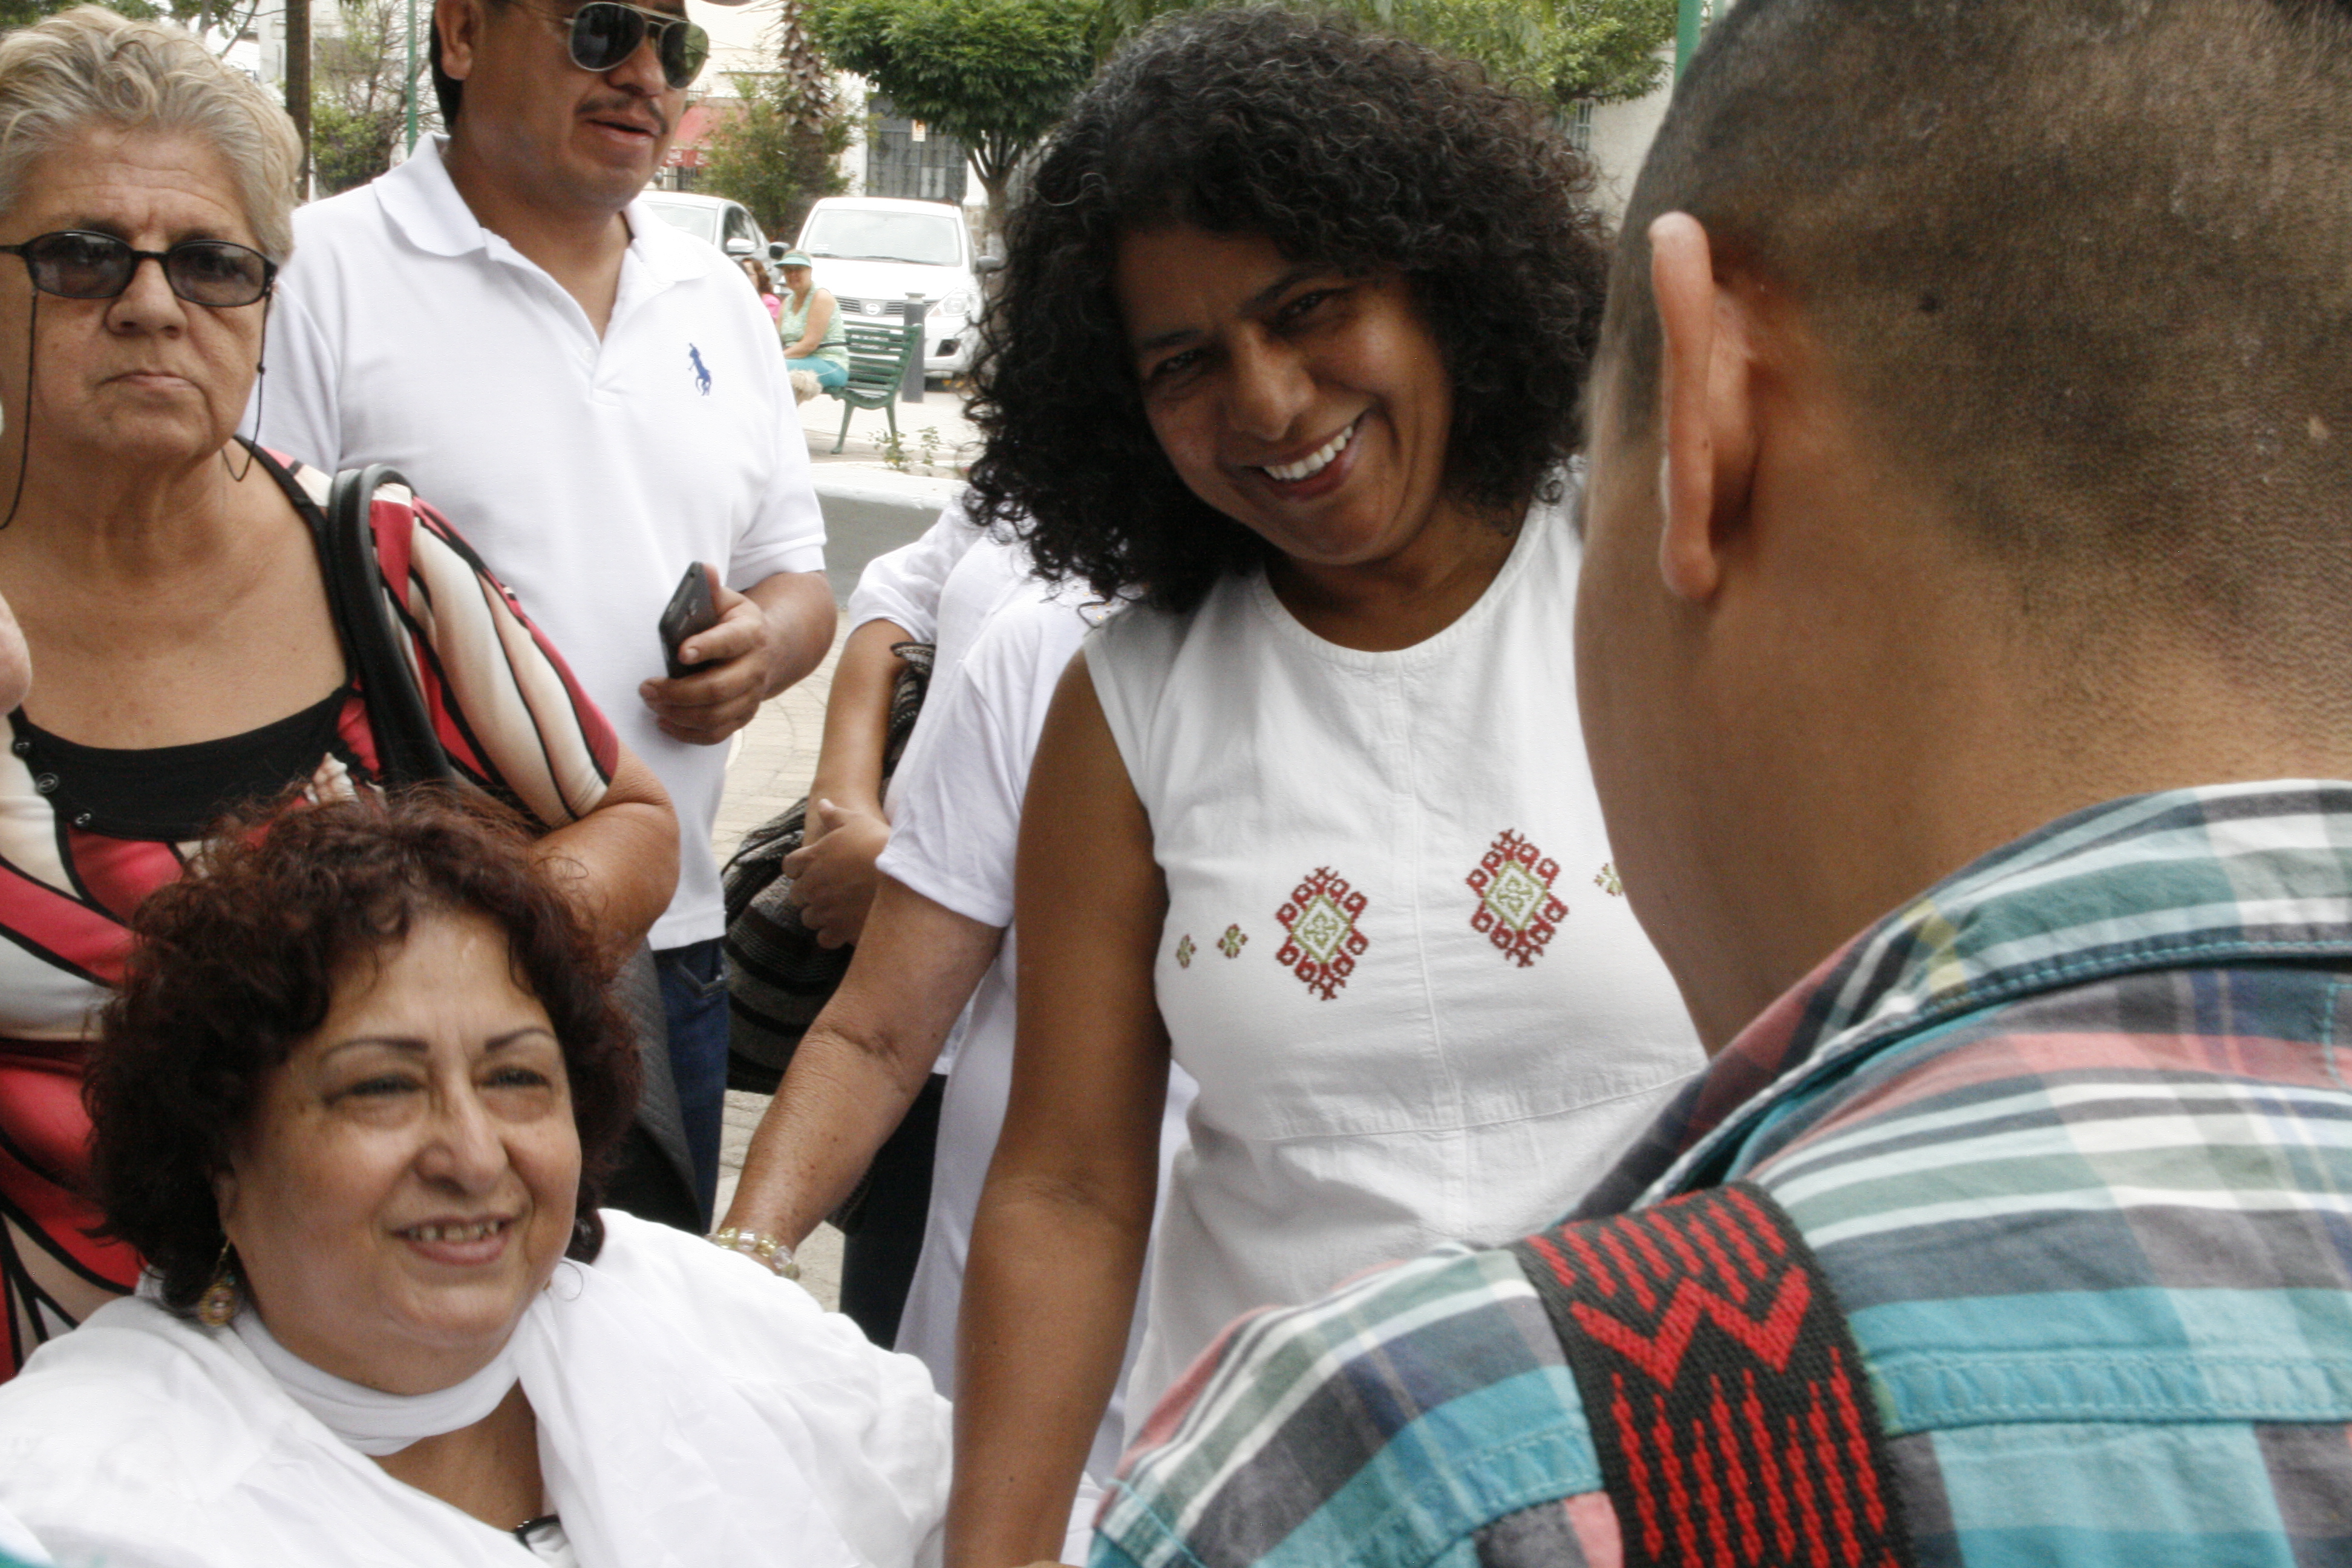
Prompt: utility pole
<box><xmin>284</xmin><ymin>0</ymin><xmax>312</xmax><ymax>195</ymax></box>
<box><xmin>403</xmin><ymin>0</ymin><xmax>419</xmax><ymax>154</ymax></box>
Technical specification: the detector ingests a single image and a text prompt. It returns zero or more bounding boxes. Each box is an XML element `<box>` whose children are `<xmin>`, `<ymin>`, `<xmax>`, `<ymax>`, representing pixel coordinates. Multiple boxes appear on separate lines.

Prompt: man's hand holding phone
<box><xmin>641</xmin><ymin>562</ymin><xmax>785</xmax><ymax>745</ymax></box>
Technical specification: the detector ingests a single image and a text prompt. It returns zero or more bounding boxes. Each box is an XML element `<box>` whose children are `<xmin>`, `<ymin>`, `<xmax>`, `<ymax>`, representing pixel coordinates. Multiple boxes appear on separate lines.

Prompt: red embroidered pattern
<box><xmin>1175</xmin><ymin>934</ymin><xmax>1196</xmax><ymax>969</ymax></box>
<box><xmin>1276</xmin><ymin>867</ymin><xmax>1368</xmax><ymax>999</ymax></box>
<box><xmin>1466</xmin><ymin>829</ymin><xmax>1567</xmax><ymax>967</ymax></box>
<box><xmin>1510</xmin><ymin>1185</ymin><xmax>1913</xmax><ymax>1568</ymax></box>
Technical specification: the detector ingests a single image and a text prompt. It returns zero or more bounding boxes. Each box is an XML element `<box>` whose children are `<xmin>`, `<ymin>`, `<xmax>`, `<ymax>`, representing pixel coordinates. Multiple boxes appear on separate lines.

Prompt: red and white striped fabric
<box><xmin>0</xmin><ymin>448</ymin><xmax>619</xmax><ymax>1377</ymax></box>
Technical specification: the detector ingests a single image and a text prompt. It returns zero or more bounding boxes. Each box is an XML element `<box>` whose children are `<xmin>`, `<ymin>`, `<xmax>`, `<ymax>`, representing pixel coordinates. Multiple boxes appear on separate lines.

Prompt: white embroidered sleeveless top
<box><xmin>1087</xmin><ymin>480</ymin><xmax>1704</xmax><ymax>1412</ymax></box>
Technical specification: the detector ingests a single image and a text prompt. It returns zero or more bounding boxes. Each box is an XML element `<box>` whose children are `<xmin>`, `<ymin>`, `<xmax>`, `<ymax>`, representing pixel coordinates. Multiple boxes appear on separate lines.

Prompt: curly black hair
<box><xmin>85</xmin><ymin>789</ymin><xmax>640</xmax><ymax>1312</ymax></box>
<box><xmin>962</xmin><ymin>6</ymin><xmax>1610</xmax><ymax>612</ymax></box>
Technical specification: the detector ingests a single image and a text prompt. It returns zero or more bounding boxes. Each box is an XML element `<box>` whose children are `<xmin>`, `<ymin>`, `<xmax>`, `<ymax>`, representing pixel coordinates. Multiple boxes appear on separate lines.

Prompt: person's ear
<box><xmin>1648</xmin><ymin>212</ymin><xmax>1760</xmax><ymax>603</ymax></box>
<box><xmin>435</xmin><ymin>0</ymin><xmax>485</xmax><ymax>85</ymax></box>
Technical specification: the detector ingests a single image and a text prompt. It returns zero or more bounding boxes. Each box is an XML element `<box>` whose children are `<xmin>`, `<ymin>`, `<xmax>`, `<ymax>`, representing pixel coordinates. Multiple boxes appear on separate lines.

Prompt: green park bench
<box><xmin>824</xmin><ymin>321</ymin><xmax>927</xmax><ymax>454</ymax></box>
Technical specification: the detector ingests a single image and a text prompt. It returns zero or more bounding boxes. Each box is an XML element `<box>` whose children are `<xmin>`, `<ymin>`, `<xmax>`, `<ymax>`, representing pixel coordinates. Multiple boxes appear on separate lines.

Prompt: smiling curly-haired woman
<box><xmin>949</xmin><ymin>11</ymin><xmax>1705</xmax><ymax>1564</ymax></box>
<box><xmin>965</xmin><ymin>7</ymin><xmax>1611</xmax><ymax>612</ymax></box>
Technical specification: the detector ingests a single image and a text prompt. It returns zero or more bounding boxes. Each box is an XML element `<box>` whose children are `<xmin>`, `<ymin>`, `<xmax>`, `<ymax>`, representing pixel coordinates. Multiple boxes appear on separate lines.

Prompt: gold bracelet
<box><xmin>708</xmin><ymin>1227</ymin><xmax>802</xmax><ymax>1281</ymax></box>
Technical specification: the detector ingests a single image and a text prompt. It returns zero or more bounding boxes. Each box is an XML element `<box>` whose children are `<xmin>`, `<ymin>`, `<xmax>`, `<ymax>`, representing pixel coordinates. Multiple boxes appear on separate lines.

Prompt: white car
<box><xmin>638</xmin><ymin>191</ymin><xmax>769</xmax><ymax>260</ymax></box>
<box><xmin>794</xmin><ymin>195</ymin><xmax>1000</xmax><ymax>379</ymax></box>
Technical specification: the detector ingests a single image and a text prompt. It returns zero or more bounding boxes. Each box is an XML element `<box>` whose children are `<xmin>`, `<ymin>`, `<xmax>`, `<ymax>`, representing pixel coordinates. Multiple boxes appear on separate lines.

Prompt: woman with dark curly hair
<box><xmin>949</xmin><ymin>11</ymin><xmax>1704</xmax><ymax>1561</ymax></box>
<box><xmin>0</xmin><ymin>793</ymin><xmax>949</xmax><ymax>1568</ymax></box>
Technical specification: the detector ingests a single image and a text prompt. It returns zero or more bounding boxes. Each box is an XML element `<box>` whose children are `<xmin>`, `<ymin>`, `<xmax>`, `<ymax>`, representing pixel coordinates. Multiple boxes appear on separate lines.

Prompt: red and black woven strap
<box><xmin>1506</xmin><ymin>1181</ymin><xmax>1914</xmax><ymax>1568</ymax></box>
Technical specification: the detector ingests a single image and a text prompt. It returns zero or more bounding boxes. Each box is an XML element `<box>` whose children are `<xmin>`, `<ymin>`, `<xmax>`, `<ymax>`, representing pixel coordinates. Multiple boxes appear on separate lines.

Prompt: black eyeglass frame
<box><xmin>0</xmin><ymin>230</ymin><xmax>276</xmax><ymax>308</ymax></box>
<box><xmin>557</xmin><ymin>1</ymin><xmax>708</xmax><ymax>90</ymax></box>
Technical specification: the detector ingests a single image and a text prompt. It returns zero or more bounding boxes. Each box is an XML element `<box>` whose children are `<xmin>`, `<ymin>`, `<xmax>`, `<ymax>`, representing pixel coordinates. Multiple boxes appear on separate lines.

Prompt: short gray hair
<box><xmin>0</xmin><ymin>7</ymin><xmax>301</xmax><ymax>264</ymax></box>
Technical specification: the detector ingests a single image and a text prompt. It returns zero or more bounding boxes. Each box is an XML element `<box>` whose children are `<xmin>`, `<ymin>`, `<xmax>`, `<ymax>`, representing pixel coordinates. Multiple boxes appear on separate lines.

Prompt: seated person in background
<box><xmin>1096</xmin><ymin>1</ymin><xmax>2352</xmax><ymax>1563</ymax></box>
<box><xmin>0</xmin><ymin>6</ymin><xmax>673</xmax><ymax>1377</ymax></box>
<box><xmin>777</xmin><ymin>250</ymin><xmax>851</xmax><ymax>391</ymax></box>
<box><xmin>0</xmin><ymin>794</ymin><xmax>947</xmax><ymax>1568</ymax></box>
<box><xmin>742</xmin><ymin>256</ymin><xmax>783</xmax><ymax>324</ymax></box>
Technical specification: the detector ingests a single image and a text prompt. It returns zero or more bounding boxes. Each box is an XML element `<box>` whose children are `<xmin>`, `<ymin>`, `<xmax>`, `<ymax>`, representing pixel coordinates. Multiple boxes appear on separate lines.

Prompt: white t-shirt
<box><xmin>877</xmin><ymin>572</ymin><xmax>1195</xmax><ymax>1492</ymax></box>
<box><xmin>844</xmin><ymin>501</ymin><xmax>984</xmax><ymax>646</ymax></box>
<box><xmin>1088</xmin><ymin>480</ymin><xmax>1705</xmax><ymax>1414</ymax></box>
<box><xmin>0</xmin><ymin>1214</ymin><xmax>948</xmax><ymax>1568</ymax></box>
<box><xmin>254</xmin><ymin>138</ymin><xmax>826</xmax><ymax>949</ymax></box>
<box><xmin>847</xmin><ymin>529</ymin><xmax>1052</xmax><ymax>1076</ymax></box>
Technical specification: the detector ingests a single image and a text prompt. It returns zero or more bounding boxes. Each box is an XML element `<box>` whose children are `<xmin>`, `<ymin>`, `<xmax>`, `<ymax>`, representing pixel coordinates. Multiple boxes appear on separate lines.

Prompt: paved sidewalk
<box><xmin>800</xmin><ymin>383</ymin><xmax>981</xmax><ymax>474</ymax></box>
<box><xmin>711</xmin><ymin>613</ymin><xmax>852</xmax><ymax>1310</ymax></box>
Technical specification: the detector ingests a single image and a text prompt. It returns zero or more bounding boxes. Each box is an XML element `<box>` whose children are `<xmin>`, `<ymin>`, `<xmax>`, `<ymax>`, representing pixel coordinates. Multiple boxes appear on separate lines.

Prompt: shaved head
<box><xmin>1605</xmin><ymin>0</ymin><xmax>2352</xmax><ymax>665</ymax></box>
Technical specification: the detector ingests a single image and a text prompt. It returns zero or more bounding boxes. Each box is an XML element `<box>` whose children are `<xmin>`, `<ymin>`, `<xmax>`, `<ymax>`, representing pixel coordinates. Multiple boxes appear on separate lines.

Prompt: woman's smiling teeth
<box><xmin>399</xmin><ymin>1219</ymin><xmax>510</xmax><ymax>1244</ymax></box>
<box><xmin>1259</xmin><ymin>417</ymin><xmax>1359</xmax><ymax>483</ymax></box>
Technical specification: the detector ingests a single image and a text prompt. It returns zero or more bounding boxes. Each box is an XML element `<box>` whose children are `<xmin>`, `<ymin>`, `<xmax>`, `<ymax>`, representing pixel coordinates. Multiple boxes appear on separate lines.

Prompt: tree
<box><xmin>806</xmin><ymin>0</ymin><xmax>1093</xmax><ymax>243</ymax></box>
<box><xmin>309</xmin><ymin>0</ymin><xmax>431</xmax><ymax>196</ymax></box>
<box><xmin>1099</xmin><ymin>0</ymin><xmax>1674</xmax><ymax>108</ymax></box>
<box><xmin>0</xmin><ymin>0</ymin><xmax>255</xmax><ymax>42</ymax></box>
<box><xmin>1400</xmin><ymin>0</ymin><xmax>1674</xmax><ymax>104</ymax></box>
<box><xmin>699</xmin><ymin>71</ymin><xmax>852</xmax><ymax>242</ymax></box>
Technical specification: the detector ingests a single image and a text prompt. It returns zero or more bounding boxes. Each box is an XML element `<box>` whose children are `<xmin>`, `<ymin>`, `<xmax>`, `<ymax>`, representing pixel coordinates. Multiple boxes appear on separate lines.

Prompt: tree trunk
<box><xmin>284</xmin><ymin>0</ymin><xmax>313</xmax><ymax>198</ymax></box>
<box><xmin>769</xmin><ymin>0</ymin><xmax>834</xmax><ymax>127</ymax></box>
<box><xmin>977</xmin><ymin>171</ymin><xmax>1011</xmax><ymax>260</ymax></box>
<box><xmin>973</xmin><ymin>139</ymin><xmax>1018</xmax><ymax>261</ymax></box>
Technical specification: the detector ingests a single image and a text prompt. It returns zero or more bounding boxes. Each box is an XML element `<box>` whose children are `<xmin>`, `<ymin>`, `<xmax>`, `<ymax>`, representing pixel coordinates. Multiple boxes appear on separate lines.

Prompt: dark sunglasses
<box><xmin>0</xmin><ymin>230</ymin><xmax>275</xmax><ymax>308</ymax></box>
<box><xmin>564</xmin><ymin>1</ymin><xmax>708</xmax><ymax>89</ymax></box>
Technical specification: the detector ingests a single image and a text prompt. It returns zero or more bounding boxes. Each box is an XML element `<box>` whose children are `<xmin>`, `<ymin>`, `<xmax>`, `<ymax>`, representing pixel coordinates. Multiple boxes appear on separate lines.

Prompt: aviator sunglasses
<box><xmin>560</xmin><ymin>1</ymin><xmax>709</xmax><ymax>90</ymax></box>
<box><xmin>0</xmin><ymin>230</ymin><xmax>275</xmax><ymax>307</ymax></box>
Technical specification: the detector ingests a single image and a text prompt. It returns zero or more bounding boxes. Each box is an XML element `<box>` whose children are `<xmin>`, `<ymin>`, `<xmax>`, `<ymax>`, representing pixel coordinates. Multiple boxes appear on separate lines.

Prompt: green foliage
<box><xmin>307</xmin><ymin>0</ymin><xmax>431</xmax><ymax>195</ymax></box>
<box><xmin>309</xmin><ymin>91</ymin><xmax>394</xmax><ymax>194</ymax></box>
<box><xmin>1402</xmin><ymin>0</ymin><xmax>1674</xmax><ymax>105</ymax></box>
<box><xmin>699</xmin><ymin>71</ymin><xmax>852</xmax><ymax>241</ymax></box>
<box><xmin>1098</xmin><ymin>0</ymin><xmax>1674</xmax><ymax>108</ymax></box>
<box><xmin>0</xmin><ymin>0</ymin><xmax>250</xmax><ymax>39</ymax></box>
<box><xmin>807</xmin><ymin>0</ymin><xmax>1092</xmax><ymax>225</ymax></box>
<box><xmin>798</xmin><ymin>0</ymin><xmax>1670</xmax><ymax>237</ymax></box>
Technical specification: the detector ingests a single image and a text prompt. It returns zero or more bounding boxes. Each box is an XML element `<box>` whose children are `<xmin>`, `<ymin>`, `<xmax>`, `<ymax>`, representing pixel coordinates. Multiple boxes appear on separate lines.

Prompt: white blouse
<box><xmin>0</xmin><ymin>1213</ymin><xmax>950</xmax><ymax>1568</ymax></box>
<box><xmin>1087</xmin><ymin>480</ymin><xmax>1705</xmax><ymax>1412</ymax></box>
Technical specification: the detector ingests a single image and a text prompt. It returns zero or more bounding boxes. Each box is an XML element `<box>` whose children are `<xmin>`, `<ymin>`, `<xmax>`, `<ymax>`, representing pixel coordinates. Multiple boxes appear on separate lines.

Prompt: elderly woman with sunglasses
<box><xmin>0</xmin><ymin>8</ymin><xmax>677</xmax><ymax>1380</ymax></box>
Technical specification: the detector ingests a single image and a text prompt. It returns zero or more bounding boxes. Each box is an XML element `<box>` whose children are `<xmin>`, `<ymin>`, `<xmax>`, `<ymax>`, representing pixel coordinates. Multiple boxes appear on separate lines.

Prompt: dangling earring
<box><xmin>197</xmin><ymin>1240</ymin><xmax>240</xmax><ymax>1327</ymax></box>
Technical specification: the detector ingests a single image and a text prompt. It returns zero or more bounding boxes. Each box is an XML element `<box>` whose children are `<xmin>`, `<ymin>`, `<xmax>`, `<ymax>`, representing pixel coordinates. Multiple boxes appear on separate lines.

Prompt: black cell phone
<box><xmin>658</xmin><ymin>562</ymin><xmax>720</xmax><ymax>678</ymax></box>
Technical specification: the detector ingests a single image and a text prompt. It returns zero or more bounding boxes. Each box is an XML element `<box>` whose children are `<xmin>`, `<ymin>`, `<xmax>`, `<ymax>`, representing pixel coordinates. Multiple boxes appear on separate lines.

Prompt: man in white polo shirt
<box><xmin>256</xmin><ymin>0</ymin><xmax>835</xmax><ymax>1227</ymax></box>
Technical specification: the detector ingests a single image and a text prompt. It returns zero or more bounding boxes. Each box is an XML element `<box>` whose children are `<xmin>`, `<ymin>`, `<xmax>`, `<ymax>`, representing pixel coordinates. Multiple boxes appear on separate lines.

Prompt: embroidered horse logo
<box><xmin>688</xmin><ymin>344</ymin><xmax>712</xmax><ymax>396</ymax></box>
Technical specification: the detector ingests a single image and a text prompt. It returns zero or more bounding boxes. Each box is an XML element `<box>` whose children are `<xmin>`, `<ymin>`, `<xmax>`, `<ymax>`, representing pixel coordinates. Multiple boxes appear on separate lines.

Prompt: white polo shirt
<box><xmin>255</xmin><ymin>137</ymin><xmax>825</xmax><ymax>949</ymax></box>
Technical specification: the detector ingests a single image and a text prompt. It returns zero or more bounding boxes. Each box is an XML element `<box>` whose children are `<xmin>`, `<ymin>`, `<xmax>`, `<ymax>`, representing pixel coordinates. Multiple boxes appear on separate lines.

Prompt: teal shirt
<box><xmin>779</xmin><ymin>287</ymin><xmax>849</xmax><ymax>369</ymax></box>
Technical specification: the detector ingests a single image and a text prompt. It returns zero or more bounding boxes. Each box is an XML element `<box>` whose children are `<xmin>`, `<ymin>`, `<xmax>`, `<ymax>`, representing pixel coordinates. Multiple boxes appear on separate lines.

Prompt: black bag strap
<box><xmin>319</xmin><ymin>465</ymin><xmax>454</xmax><ymax>791</ymax></box>
<box><xmin>1507</xmin><ymin>1182</ymin><xmax>1915</xmax><ymax>1567</ymax></box>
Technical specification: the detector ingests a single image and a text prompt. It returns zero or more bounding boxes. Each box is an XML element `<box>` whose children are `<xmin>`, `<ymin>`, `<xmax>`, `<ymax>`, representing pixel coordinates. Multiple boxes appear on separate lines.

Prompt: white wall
<box><xmin>689</xmin><ymin>0</ymin><xmax>780</xmax><ymax>82</ymax></box>
<box><xmin>1586</xmin><ymin>75</ymin><xmax>1670</xmax><ymax>224</ymax></box>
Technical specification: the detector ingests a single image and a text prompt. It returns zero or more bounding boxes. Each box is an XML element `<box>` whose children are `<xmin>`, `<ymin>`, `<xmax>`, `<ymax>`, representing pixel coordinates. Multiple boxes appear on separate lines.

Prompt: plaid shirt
<box><xmin>1095</xmin><ymin>782</ymin><xmax>2352</xmax><ymax>1567</ymax></box>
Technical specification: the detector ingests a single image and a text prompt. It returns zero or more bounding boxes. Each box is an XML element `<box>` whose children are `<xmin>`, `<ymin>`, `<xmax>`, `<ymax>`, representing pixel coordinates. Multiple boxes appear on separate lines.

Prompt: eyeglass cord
<box><xmin>0</xmin><ymin>283</ymin><xmax>270</xmax><ymax>529</ymax></box>
<box><xmin>2</xmin><ymin>288</ymin><xmax>38</xmax><ymax>531</ymax></box>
